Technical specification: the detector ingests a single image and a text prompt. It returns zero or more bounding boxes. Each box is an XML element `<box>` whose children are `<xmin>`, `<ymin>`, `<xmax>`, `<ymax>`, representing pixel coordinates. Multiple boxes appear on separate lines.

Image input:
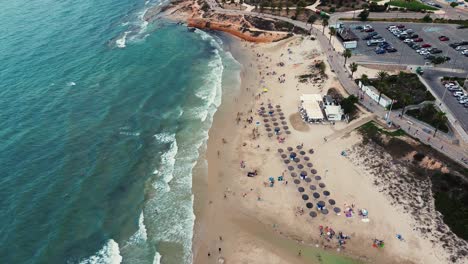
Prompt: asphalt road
<box><xmin>422</xmin><ymin>69</ymin><xmax>468</xmax><ymax>132</ymax></box>
<box><xmin>343</xmin><ymin>22</ymin><xmax>468</xmax><ymax>70</ymax></box>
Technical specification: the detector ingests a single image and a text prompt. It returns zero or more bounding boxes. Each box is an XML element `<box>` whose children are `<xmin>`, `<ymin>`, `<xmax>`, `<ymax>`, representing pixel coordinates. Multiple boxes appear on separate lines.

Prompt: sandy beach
<box><xmin>188</xmin><ymin>30</ymin><xmax>468</xmax><ymax>264</ymax></box>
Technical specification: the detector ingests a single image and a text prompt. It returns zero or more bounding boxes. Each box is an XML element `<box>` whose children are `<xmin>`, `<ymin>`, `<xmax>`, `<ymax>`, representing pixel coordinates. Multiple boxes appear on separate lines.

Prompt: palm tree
<box><xmin>343</xmin><ymin>49</ymin><xmax>352</xmax><ymax>66</ymax></box>
<box><xmin>377</xmin><ymin>71</ymin><xmax>388</xmax><ymax>103</ymax></box>
<box><xmin>329</xmin><ymin>27</ymin><xmax>336</xmax><ymax>44</ymax></box>
<box><xmin>350</xmin><ymin>62</ymin><xmax>358</xmax><ymax>78</ymax></box>
<box><xmin>307</xmin><ymin>15</ymin><xmax>317</xmax><ymax>26</ymax></box>
<box><xmin>322</xmin><ymin>18</ymin><xmax>329</xmax><ymax>34</ymax></box>
<box><xmin>433</xmin><ymin>111</ymin><xmax>448</xmax><ymax>136</ymax></box>
<box><xmin>400</xmin><ymin>94</ymin><xmax>411</xmax><ymax>116</ymax></box>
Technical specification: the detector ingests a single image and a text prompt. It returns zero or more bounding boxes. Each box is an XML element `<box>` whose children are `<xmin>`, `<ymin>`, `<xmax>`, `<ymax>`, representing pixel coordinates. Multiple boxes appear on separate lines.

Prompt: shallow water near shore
<box><xmin>0</xmin><ymin>0</ymin><xmax>241</xmax><ymax>263</ymax></box>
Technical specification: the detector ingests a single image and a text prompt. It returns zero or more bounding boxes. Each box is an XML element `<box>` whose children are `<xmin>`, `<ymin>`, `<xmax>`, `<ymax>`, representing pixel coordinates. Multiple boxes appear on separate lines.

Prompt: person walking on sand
<box><xmin>298</xmin><ymin>250</ymin><xmax>302</xmax><ymax>256</ymax></box>
<box><xmin>218</xmin><ymin>248</ymin><xmax>222</xmax><ymax>253</ymax></box>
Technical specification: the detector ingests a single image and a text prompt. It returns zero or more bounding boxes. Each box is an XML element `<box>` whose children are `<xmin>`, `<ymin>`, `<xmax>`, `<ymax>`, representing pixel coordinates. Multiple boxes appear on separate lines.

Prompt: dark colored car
<box><xmin>460</xmin><ymin>41</ymin><xmax>468</xmax><ymax>45</ymax></box>
<box><xmin>422</xmin><ymin>43</ymin><xmax>432</xmax><ymax>48</ymax></box>
<box><xmin>410</xmin><ymin>34</ymin><xmax>419</xmax><ymax>39</ymax></box>
<box><xmin>424</xmin><ymin>54</ymin><xmax>435</xmax><ymax>60</ymax></box>
<box><xmin>368</xmin><ymin>32</ymin><xmax>378</xmax><ymax>37</ymax></box>
<box><xmin>372</xmin><ymin>35</ymin><xmax>383</xmax><ymax>39</ymax></box>
<box><xmin>439</xmin><ymin>36</ymin><xmax>449</xmax><ymax>41</ymax></box>
<box><xmin>397</xmin><ymin>24</ymin><xmax>405</xmax><ymax>28</ymax></box>
<box><xmin>365</xmin><ymin>28</ymin><xmax>375</xmax><ymax>32</ymax></box>
<box><xmin>430</xmin><ymin>49</ymin><xmax>442</xmax><ymax>54</ymax></box>
<box><xmin>412</xmin><ymin>44</ymin><xmax>421</xmax><ymax>50</ymax></box>
<box><xmin>450</xmin><ymin>43</ymin><xmax>461</xmax><ymax>48</ymax></box>
<box><xmin>413</xmin><ymin>38</ymin><xmax>423</xmax><ymax>42</ymax></box>
<box><xmin>386</xmin><ymin>47</ymin><xmax>397</xmax><ymax>52</ymax></box>
<box><xmin>399</xmin><ymin>35</ymin><xmax>407</xmax><ymax>40</ymax></box>
<box><xmin>362</xmin><ymin>35</ymin><xmax>372</xmax><ymax>40</ymax></box>
<box><xmin>375</xmin><ymin>48</ymin><xmax>385</xmax><ymax>54</ymax></box>
<box><xmin>355</xmin><ymin>25</ymin><xmax>364</xmax><ymax>30</ymax></box>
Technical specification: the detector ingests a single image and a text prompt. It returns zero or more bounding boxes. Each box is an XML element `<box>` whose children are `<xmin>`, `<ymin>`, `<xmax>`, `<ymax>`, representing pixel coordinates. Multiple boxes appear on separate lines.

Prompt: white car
<box><xmin>404</xmin><ymin>38</ymin><xmax>413</xmax><ymax>43</ymax></box>
<box><xmin>420</xmin><ymin>50</ymin><xmax>430</xmax><ymax>55</ymax></box>
<box><xmin>456</xmin><ymin>46</ymin><xmax>465</xmax><ymax>51</ymax></box>
<box><xmin>461</xmin><ymin>50</ymin><xmax>468</xmax><ymax>55</ymax></box>
<box><xmin>453</xmin><ymin>91</ymin><xmax>464</xmax><ymax>97</ymax></box>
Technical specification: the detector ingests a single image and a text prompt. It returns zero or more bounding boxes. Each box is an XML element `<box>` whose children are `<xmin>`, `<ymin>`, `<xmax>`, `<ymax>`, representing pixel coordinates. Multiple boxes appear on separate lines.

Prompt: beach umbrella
<box><xmin>293</xmin><ymin>158</ymin><xmax>300</xmax><ymax>163</ymax></box>
<box><xmin>306</xmin><ymin>202</ymin><xmax>313</xmax><ymax>209</ymax></box>
<box><xmin>298</xmin><ymin>187</ymin><xmax>305</xmax><ymax>192</ymax></box>
<box><xmin>276</xmin><ymin>105</ymin><xmax>281</xmax><ymax>108</ymax></box>
<box><xmin>291</xmin><ymin>172</ymin><xmax>297</xmax><ymax>177</ymax></box>
<box><xmin>304</xmin><ymin>156</ymin><xmax>310</xmax><ymax>161</ymax></box>
<box><xmin>281</xmin><ymin>154</ymin><xmax>287</xmax><ymax>159</ymax></box>
<box><xmin>315</xmin><ymin>176</ymin><xmax>321</xmax><ymax>181</ymax></box>
<box><xmin>319</xmin><ymin>183</ymin><xmax>326</xmax><ymax>188</ymax></box>
<box><xmin>302</xmin><ymin>194</ymin><xmax>309</xmax><ymax>200</ymax></box>
<box><xmin>293</xmin><ymin>179</ymin><xmax>300</xmax><ymax>184</ymax></box>
<box><xmin>263</xmin><ymin>119</ymin><xmax>269</xmax><ymax>122</ymax></box>
<box><xmin>290</xmin><ymin>152</ymin><xmax>297</xmax><ymax>158</ymax></box>
<box><xmin>309</xmin><ymin>185</ymin><xmax>316</xmax><ymax>190</ymax></box>
<box><xmin>283</xmin><ymin>126</ymin><xmax>289</xmax><ymax>130</ymax></box>
<box><xmin>279</xmin><ymin>116</ymin><xmax>285</xmax><ymax>120</ymax></box>
<box><xmin>262</xmin><ymin>114</ymin><xmax>268</xmax><ymax>118</ymax></box>
<box><xmin>323</xmin><ymin>190</ymin><xmax>330</xmax><ymax>196</ymax></box>
<box><xmin>279</xmin><ymin>111</ymin><xmax>284</xmax><ymax>115</ymax></box>
<box><xmin>266</xmin><ymin>128</ymin><xmax>272</xmax><ymax>132</ymax></box>
<box><xmin>268</xmin><ymin>111</ymin><xmax>274</xmax><ymax>115</ymax></box>
<box><xmin>297</xmin><ymin>164</ymin><xmax>304</xmax><ymax>169</ymax></box>
<box><xmin>281</xmin><ymin>121</ymin><xmax>287</xmax><ymax>125</ymax></box>
<box><xmin>277</xmin><ymin>148</ymin><xmax>284</xmax><ymax>153</ymax></box>
<box><xmin>329</xmin><ymin>199</ymin><xmax>336</xmax><ymax>205</ymax></box>
<box><xmin>287</xmin><ymin>147</ymin><xmax>293</xmax><ymax>151</ymax></box>
<box><xmin>322</xmin><ymin>209</ymin><xmax>329</xmax><ymax>215</ymax></box>
<box><xmin>305</xmin><ymin>177</ymin><xmax>311</xmax><ymax>183</ymax></box>
<box><xmin>284</xmin><ymin>159</ymin><xmax>290</xmax><ymax>164</ymax></box>
<box><xmin>300</xmin><ymin>171</ymin><xmax>307</xmax><ymax>177</ymax></box>
<box><xmin>310</xmin><ymin>211</ymin><xmax>317</xmax><ymax>217</ymax></box>
<box><xmin>333</xmin><ymin>207</ymin><xmax>341</xmax><ymax>214</ymax></box>
<box><xmin>272</xmin><ymin>118</ymin><xmax>277</xmax><ymax>121</ymax></box>
<box><xmin>260</xmin><ymin>107</ymin><xmax>265</xmax><ymax>110</ymax></box>
<box><xmin>288</xmin><ymin>166</ymin><xmax>294</xmax><ymax>171</ymax></box>
<box><xmin>285</xmin><ymin>131</ymin><xmax>291</xmax><ymax>134</ymax></box>
<box><xmin>267</xmin><ymin>104</ymin><xmax>272</xmax><ymax>108</ymax></box>
<box><xmin>313</xmin><ymin>192</ymin><xmax>320</xmax><ymax>199</ymax></box>
<box><xmin>299</xmin><ymin>150</ymin><xmax>305</xmax><ymax>155</ymax></box>
<box><xmin>307</xmin><ymin>162</ymin><xmax>313</xmax><ymax>167</ymax></box>
<box><xmin>274</xmin><ymin>127</ymin><xmax>280</xmax><ymax>132</ymax></box>
<box><xmin>309</xmin><ymin>149</ymin><xmax>314</xmax><ymax>154</ymax></box>
<box><xmin>311</xmin><ymin>169</ymin><xmax>317</xmax><ymax>174</ymax></box>
<box><xmin>296</xmin><ymin>145</ymin><xmax>303</xmax><ymax>150</ymax></box>
<box><xmin>318</xmin><ymin>201</ymin><xmax>326</xmax><ymax>207</ymax></box>
<box><xmin>268</xmin><ymin>133</ymin><xmax>273</xmax><ymax>137</ymax></box>
<box><xmin>265</xmin><ymin>124</ymin><xmax>270</xmax><ymax>127</ymax></box>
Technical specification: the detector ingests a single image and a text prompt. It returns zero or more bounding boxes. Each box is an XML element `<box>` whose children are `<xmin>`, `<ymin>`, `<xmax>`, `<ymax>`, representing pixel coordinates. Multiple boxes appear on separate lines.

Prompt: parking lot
<box><xmin>343</xmin><ymin>22</ymin><xmax>468</xmax><ymax>70</ymax></box>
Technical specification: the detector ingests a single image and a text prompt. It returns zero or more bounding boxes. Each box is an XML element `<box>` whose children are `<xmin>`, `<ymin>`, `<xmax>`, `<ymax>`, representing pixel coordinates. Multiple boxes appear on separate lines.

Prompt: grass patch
<box><xmin>339</xmin><ymin>17</ymin><xmax>468</xmax><ymax>27</ymax></box>
<box><xmin>359</xmin><ymin>121</ymin><xmax>406</xmax><ymax>137</ymax></box>
<box><xmin>406</xmin><ymin>104</ymin><xmax>449</xmax><ymax>133</ymax></box>
<box><xmin>366</xmin><ymin>72</ymin><xmax>435</xmax><ymax>109</ymax></box>
<box><xmin>388</xmin><ymin>0</ymin><xmax>438</xmax><ymax>11</ymax></box>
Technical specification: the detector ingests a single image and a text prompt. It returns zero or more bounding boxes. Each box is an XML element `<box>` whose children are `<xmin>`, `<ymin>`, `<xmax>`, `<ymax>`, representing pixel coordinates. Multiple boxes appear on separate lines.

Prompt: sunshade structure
<box><xmin>287</xmin><ymin>147</ymin><xmax>293</xmax><ymax>151</ymax></box>
<box><xmin>281</xmin><ymin>154</ymin><xmax>287</xmax><ymax>159</ymax></box>
<box><xmin>311</xmin><ymin>169</ymin><xmax>317</xmax><ymax>174</ymax></box>
<box><xmin>260</xmin><ymin>107</ymin><xmax>265</xmax><ymax>110</ymax></box>
<box><xmin>281</xmin><ymin>121</ymin><xmax>287</xmax><ymax>125</ymax></box>
<box><xmin>322</xmin><ymin>209</ymin><xmax>329</xmax><ymax>215</ymax></box>
<box><xmin>315</xmin><ymin>176</ymin><xmax>321</xmax><ymax>181</ymax></box>
<box><xmin>291</xmin><ymin>172</ymin><xmax>297</xmax><ymax>177</ymax></box>
<box><xmin>268</xmin><ymin>104</ymin><xmax>273</xmax><ymax>108</ymax></box>
<box><xmin>280</xmin><ymin>116</ymin><xmax>285</xmax><ymax>120</ymax></box>
<box><xmin>307</xmin><ymin>163</ymin><xmax>313</xmax><ymax>167</ymax></box>
<box><xmin>283</xmin><ymin>126</ymin><xmax>289</xmax><ymax>130</ymax></box>
<box><xmin>300</xmin><ymin>171</ymin><xmax>307</xmax><ymax>177</ymax></box>
<box><xmin>309</xmin><ymin>149</ymin><xmax>314</xmax><ymax>154</ymax></box>
<box><xmin>309</xmin><ymin>185</ymin><xmax>316</xmax><ymax>190</ymax></box>
<box><xmin>319</xmin><ymin>183</ymin><xmax>326</xmax><ymax>188</ymax></box>
<box><xmin>272</xmin><ymin>117</ymin><xmax>277</xmax><ymax>121</ymax></box>
<box><xmin>276</xmin><ymin>105</ymin><xmax>281</xmax><ymax>108</ymax></box>
<box><xmin>299</xmin><ymin>151</ymin><xmax>306</xmax><ymax>155</ymax></box>
<box><xmin>293</xmin><ymin>158</ymin><xmax>300</xmax><ymax>163</ymax></box>
<box><xmin>298</xmin><ymin>187</ymin><xmax>305</xmax><ymax>192</ymax></box>
<box><xmin>268</xmin><ymin>133</ymin><xmax>273</xmax><ymax>137</ymax></box>
<box><xmin>328</xmin><ymin>199</ymin><xmax>336</xmax><ymax>205</ymax></box>
<box><xmin>264</xmin><ymin>119</ymin><xmax>269</xmax><ymax>122</ymax></box>
<box><xmin>297</xmin><ymin>164</ymin><xmax>304</xmax><ymax>169</ymax></box>
<box><xmin>287</xmin><ymin>166</ymin><xmax>294</xmax><ymax>170</ymax></box>
<box><xmin>265</xmin><ymin>124</ymin><xmax>270</xmax><ymax>127</ymax></box>
<box><xmin>310</xmin><ymin>211</ymin><xmax>317</xmax><ymax>217</ymax></box>
<box><xmin>305</xmin><ymin>178</ymin><xmax>312</xmax><ymax>183</ymax></box>
<box><xmin>333</xmin><ymin>207</ymin><xmax>341</xmax><ymax>214</ymax></box>
<box><xmin>277</xmin><ymin>148</ymin><xmax>283</xmax><ymax>153</ymax></box>
<box><xmin>284</xmin><ymin>159</ymin><xmax>290</xmax><ymax>164</ymax></box>
<box><xmin>266</xmin><ymin>128</ymin><xmax>272</xmax><ymax>132</ymax></box>
<box><xmin>296</xmin><ymin>145</ymin><xmax>303</xmax><ymax>150</ymax></box>
<box><xmin>301</xmin><ymin>94</ymin><xmax>324</xmax><ymax>121</ymax></box>
<box><xmin>302</xmin><ymin>194</ymin><xmax>309</xmax><ymax>200</ymax></box>
<box><xmin>313</xmin><ymin>192</ymin><xmax>320</xmax><ymax>199</ymax></box>
<box><xmin>285</xmin><ymin>131</ymin><xmax>291</xmax><ymax>134</ymax></box>
<box><xmin>289</xmin><ymin>152</ymin><xmax>297</xmax><ymax>158</ymax></box>
<box><xmin>279</xmin><ymin>112</ymin><xmax>284</xmax><ymax>115</ymax></box>
<box><xmin>274</xmin><ymin>127</ymin><xmax>280</xmax><ymax>132</ymax></box>
<box><xmin>323</xmin><ymin>191</ymin><xmax>330</xmax><ymax>196</ymax></box>
<box><xmin>306</xmin><ymin>202</ymin><xmax>313</xmax><ymax>209</ymax></box>
<box><xmin>293</xmin><ymin>179</ymin><xmax>301</xmax><ymax>184</ymax></box>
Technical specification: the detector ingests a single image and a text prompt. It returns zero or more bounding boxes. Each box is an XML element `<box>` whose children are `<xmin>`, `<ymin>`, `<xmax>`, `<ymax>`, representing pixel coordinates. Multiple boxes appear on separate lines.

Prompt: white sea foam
<box><xmin>152</xmin><ymin>252</ymin><xmax>161</xmax><ymax>264</ymax></box>
<box><xmin>127</xmin><ymin>212</ymin><xmax>147</xmax><ymax>245</ymax></box>
<box><xmin>115</xmin><ymin>31</ymin><xmax>131</xmax><ymax>48</ymax></box>
<box><xmin>67</xmin><ymin>81</ymin><xmax>76</xmax><ymax>86</ymax></box>
<box><xmin>79</xmin><ymin>239</ymin><xmax>122</xmax><ymax>264</ymax></box>
<box><xmin>152</xmin><ymin>133</ymin><xmax>178</xmax><ymax>192</ymax></box>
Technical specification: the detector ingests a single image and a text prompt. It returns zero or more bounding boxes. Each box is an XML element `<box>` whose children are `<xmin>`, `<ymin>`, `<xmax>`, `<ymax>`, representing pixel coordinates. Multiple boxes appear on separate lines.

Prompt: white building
<box><xmin>358</xmin><ymin>81</ymin><xmax>392</xmax><ymax>108</ymax></box>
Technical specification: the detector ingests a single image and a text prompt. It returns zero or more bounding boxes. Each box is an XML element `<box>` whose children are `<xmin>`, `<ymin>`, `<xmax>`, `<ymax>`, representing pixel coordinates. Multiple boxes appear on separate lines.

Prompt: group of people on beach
<box><xmin>319</xmin><ymin>225</ymin><xmax>351</xmax><ymax>249</ymax></box>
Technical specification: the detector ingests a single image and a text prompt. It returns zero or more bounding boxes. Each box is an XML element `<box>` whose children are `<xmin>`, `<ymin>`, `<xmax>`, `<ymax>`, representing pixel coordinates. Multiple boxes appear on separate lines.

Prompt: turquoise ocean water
<box><xmin>0</xmin><ymin>0</ymin><xmax>241</xmax><ymax>263</ymax></box>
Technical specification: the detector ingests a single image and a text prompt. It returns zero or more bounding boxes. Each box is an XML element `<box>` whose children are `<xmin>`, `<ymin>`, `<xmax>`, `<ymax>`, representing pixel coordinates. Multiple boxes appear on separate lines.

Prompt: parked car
<box><xmin>397</xmin><ymin>24</ymin><xmax>405</xmax><ymax>28</ymax></box>
<box><xmin>412</xmin><ymin>44</ymin><xmax>422</xmax><ymax>50</ymax></box>
<box><xmin>450</xmin><ymin>43</ymin><xmax>462</xmax><ymax>48</ymax></box>
<box><xmin>430</xmin><ymin>48</ymin><xmax>442</xmax><ymax>54</ymax></box>
<box><xmin>453</xmin><ymin>91</ymin><xmax>464</xmax><ymax>97</ymax></box>
<box><xmin>368</xmin><ymin>32</ymin><xmax>378</xmax><ymax>37</ymax></box>
<box><xmin>399</xmin><ymin>35</ymin><xmax>408</xmax><ymax>40</ymax></box>
<box><xmin>372</xmin><ymin>35</ymin><xmax>383</xmax><ymax>39</ymax></box>
<box><xmin>375</xmin><ymin>48</ymin><xmax>386</xmax><ymax>54</ymax></box>
<box><xmin>404</xmin><ymin>38</ymin><xmax>413</xmax><ymax>43</ymax></box>
<box><xmin>410</xmin><ymin>34</ymin><xmax>419</xmax><ymax>39</ymax></box>
<box><xmin>355</xmin><ymin>25</ymin><xmax>364</xmax><ymax>30</ymax></box>
<box><xmin>365</xmin><ymin>28</ymin><xmax>375</xmax><ymax>32</ymax></box>
<box><xmin>455</xmin><ymin>46</ymin><xmax>466</xmax><ymax>51</ymax></box>
<box><xmin>424</xmin><ymin>54</ymin><xmax>435</xmax><ymax>60</ymax></box>
<box><xmin>386</xmin><ymin>47</ymin><xmax>397</xmax><ymax>52</ymax></box>
<box><xmin>422</xmin><ymin>43</ymin><xmax>432</xmax><ymax>48</ymax></box>
<box><xmin>413</xmin><ymin>38</ymin><xmax>423</xmax><ymax>42</ymax></box>
<box><xmin>362</xmin><ymin>35</ymin><xmax>372</xmax><ymax>40</ymax></box>
<box><xmin>439</xmin><ymin>36</ymin><xmax>449</xmax><ymax>41</ymax></box>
